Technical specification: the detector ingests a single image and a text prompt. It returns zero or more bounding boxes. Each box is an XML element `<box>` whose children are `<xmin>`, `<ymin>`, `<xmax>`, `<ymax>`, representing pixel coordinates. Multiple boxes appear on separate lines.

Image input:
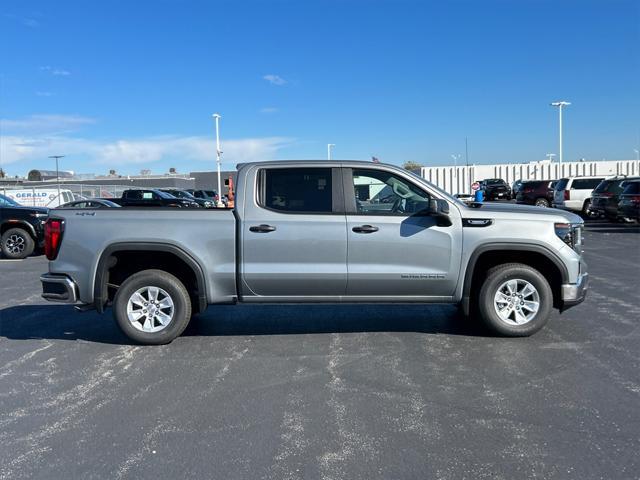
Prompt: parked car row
<box><xmin>0</xmin><ymin>188</ymin><xmax>226</xmax><ymax>259</ymax></box>
<box><xmin>511</xmin><ymin>175</ymin><xmax>639</xmax><ymax>221</ymax></box>
<box><xmin>478</xmin><ymin>174</ymin><xmax>638</xmax><ymax>222</ymax></box>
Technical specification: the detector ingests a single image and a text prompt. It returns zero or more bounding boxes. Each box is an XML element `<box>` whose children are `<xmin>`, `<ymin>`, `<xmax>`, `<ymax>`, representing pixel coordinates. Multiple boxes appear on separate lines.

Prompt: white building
<box><xmin>419</xmin><ymin>159</ymin><xmax>640</xmax><ymax>195</ymax></box>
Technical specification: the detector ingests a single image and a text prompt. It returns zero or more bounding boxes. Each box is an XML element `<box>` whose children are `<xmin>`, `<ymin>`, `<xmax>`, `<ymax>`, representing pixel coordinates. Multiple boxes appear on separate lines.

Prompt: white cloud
<box><xmin>260</xmin><ymin>107</ymin><xmax>278</xmax><ymax>114</ymax></box>
<box><xmin>0</xmin><ymin>134</ymin><xmax>292</xmax><ymax>168</ymax></box>
<box><xmin>263</xmin><ymin>74</ymin><xmax>287</xmax><ymax>86</ymax></box>
<box><xmin>1</xmin><ymin>114</ymin><xmax>96</xmax><ymax>134</ymax></box>
<box><xmin>3</xmin><ymin>13</ymin><xmax>39</xmax><ymax>28</ymax></box>
<box><xmin>40</xmin><ymin>66</ymin><xmax>71</xmax><ymax>76</ymax></box>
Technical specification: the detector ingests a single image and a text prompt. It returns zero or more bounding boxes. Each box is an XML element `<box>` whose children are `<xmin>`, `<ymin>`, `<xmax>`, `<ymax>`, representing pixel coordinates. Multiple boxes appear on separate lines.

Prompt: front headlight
<box><xmin>204</xmin><ymin>201</ymin><xmax>213</xmax><ymax>208</ymax></box>
<box><xmin>555</xmin><ymin>223</ymin><xmax>584</xmax><ymax>254</ymax></box>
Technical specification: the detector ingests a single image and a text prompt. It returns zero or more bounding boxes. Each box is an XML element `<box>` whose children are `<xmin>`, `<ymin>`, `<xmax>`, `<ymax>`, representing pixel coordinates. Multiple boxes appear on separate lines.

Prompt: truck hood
<box><xmin>462</xmin><ymin>202</ymin><xmax>583</xmax><ymax>223</ymax></box>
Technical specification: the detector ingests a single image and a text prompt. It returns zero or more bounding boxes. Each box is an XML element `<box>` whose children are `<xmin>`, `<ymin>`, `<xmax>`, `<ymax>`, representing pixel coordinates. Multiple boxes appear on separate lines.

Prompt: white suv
<box><xmin>553</xmin><ymin>176</ymin><xmax>605</xmax><ymax>214</ymax></box>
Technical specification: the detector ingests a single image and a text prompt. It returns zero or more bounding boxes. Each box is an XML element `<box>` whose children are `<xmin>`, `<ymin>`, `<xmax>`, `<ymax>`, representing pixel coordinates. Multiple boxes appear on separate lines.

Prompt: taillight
<box><xmin>564</xmin><ymin>190</ymin><xmax>570</xmax><ymax>201</ymax></box>
<box><xmin>600</xmin><ymin>192</ymin><xmax>613</xmax><ymax>197</ymax></box>
<box><xmin>631</xmin><ymin>195</ymin><xmax>640</xmax><ymax>204</ymax></box>
<box><xmin>44</xmin><ymin>219</ymin><xmax>64</xmax><ymax>260</ymax></box>
<box><xmin>523</xmin><ymin>188</ymin><xmax>533</xmax><ymax>193</ymax></box>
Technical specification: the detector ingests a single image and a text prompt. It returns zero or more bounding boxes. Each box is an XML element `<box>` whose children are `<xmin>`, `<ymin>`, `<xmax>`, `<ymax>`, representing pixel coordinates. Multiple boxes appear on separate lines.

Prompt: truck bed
<box><xmin>48</xmin><ymin>208</ymin><xmax>237</xmax><ymax>305</ymax></box>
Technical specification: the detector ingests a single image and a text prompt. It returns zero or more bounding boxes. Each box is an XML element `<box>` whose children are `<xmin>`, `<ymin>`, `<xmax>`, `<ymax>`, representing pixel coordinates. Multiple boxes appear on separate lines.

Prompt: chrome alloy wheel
<box><xmin>126</xmin><ymin>286</ymin><xmax>175</xmax><ymax>333</ymax></box>
<box><xmin>493</xmin><ymin>279</ymin><xmax>540</xmax><ymax>326</ymax></box>
<box><xmin>5</xmin><ymin>234</ymin><xmax>26</xmax><ymax>254</ymax></box>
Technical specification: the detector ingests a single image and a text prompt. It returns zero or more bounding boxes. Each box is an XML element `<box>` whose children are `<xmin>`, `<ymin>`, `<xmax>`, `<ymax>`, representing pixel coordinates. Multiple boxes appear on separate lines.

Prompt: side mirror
<box><xmin>429</xmin><ymin>198</ymin><xmax>450</xmax><ymax>216</ymax></box>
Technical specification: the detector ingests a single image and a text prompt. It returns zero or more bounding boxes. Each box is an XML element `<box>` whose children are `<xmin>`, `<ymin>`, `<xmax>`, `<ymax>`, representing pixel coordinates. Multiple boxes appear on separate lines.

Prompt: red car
<box><xmin>515</xmin><ymin>180</ymin><xmax>557</xmax><ymax>207</ymax></box>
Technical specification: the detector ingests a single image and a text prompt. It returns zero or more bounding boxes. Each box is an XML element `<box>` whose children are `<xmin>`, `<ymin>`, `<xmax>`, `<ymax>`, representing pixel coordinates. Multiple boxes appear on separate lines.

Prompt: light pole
<box><xmin>212</xmin><ymin>114</ymin><xmax>222</xmax><ymax>207</ymax></box>
<box><xmin>634</xmin><ymin>149</ymin><xmax>639</xmax><ymax>175</ymax></box>
<box><xmin>550</xmin><ymin>101</ymin><xmax>571</xmax><ymax>165</ymax></box>
<box><xmin>451</xmin><ymin>154</ymin><xmax>461</xmax><ymax>193</ymax></box>
<box><xmin>327</xmin><ymin>144</ymin><xmax>335</xmax><ymax>160</ymax></box>
<box><xmin>48</xmin><ymin>155</ymin><xmax>64</xmax><ymax>204</ymax></box>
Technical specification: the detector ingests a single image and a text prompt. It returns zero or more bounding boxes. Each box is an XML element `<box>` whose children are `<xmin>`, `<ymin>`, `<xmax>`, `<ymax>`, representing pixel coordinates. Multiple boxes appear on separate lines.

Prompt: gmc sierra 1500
<box><xmin>41</xmin><ymin>161</ymin><xmax>588</xmax><ymax>344</ymax></box>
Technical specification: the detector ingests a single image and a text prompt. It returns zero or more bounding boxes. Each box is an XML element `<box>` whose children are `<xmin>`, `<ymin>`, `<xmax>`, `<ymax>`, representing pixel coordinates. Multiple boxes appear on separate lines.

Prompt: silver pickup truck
<box><xmin>41</xmin><ymin>161</ymin><xmax>588</xmax><ymax>344</ymax></box>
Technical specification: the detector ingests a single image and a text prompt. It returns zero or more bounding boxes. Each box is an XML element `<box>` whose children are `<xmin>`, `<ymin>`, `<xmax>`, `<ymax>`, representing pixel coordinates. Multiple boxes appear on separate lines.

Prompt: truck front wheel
<box><xmin>113</xmin><ymin>269</ymin><xmax>192</xmax><ymax>345</ymax></box>
<box><xmin>477</xmin><ymin>263</ymin><xmax>553</xmax><ymax>336</ymax></box>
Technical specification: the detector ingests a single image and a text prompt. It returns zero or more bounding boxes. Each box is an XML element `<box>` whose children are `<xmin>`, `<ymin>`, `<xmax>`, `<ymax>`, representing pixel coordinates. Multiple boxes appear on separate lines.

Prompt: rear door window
<box><xmin>571</xmin><ymin>178</ymin><xmax>603</xmax><ymax>189</ymax></box>
<box><xmin>259</xmin><ymin>168</ymin><xmax>333</xmax><ymax>213</ymax></box>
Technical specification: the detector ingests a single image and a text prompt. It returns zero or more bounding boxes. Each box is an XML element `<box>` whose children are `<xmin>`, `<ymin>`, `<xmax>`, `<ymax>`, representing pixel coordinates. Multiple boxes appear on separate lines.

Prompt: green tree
<box><xmin>402</xmin><ymin>161</ymin><xmax>423</xmax><ymax>171</ymax></box>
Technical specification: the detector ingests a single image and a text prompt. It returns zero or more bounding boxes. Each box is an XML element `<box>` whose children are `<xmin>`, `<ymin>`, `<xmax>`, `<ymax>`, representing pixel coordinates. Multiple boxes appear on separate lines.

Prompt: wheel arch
<box><xmin>461</xmin><ymin>243</ymin><xmax>568</xmax><ymax>316</ymax></box>
<box><xmin>1</xmin><ymin>220</ymin><xmax>37</xmax><ymax>239</ymax></box>
<box><xmin>94</xmin><ymin>242</ymin><xmax>208</xmax><ymax>314</ymax></box>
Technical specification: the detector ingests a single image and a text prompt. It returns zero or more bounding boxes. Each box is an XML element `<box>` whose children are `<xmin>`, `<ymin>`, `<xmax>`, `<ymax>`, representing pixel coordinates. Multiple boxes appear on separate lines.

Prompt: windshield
<box><xmin>155</xmin><ymin>190</ymin><xmax>177</xmax><ymax>199</ymax></box>
<box><xmin>164</xmin><ymin>190</ymin><xmax>193</xmax><ymax>199</ymax></box>
<box><xmin>622</xmin><ymin>181</ymin><xmax>640</xmax><ymax>194</ymax></box>
<box><xmin>555</xmin><ymin>178</ymin><xmax>569</xmax><ymax>191</ymax></box>
<box><xmin>0</xmin><ymin>194</ymin><xmax>20</xmax><ymax>207</ymax></box>
<box><xmin>592</xmin><ymin>180</ymin><xmax>610</xmax><ymax>193</ymax></box>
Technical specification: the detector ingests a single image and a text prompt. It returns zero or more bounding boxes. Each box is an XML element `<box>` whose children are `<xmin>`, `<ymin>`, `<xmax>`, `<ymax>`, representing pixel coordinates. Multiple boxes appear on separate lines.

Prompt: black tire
<box><xmin>582</xmin><ymin>200</ymin><xmax>597</xmax><ymax>218</ymax></box>
<box><xmin>1</xmin><ymin>228</ymin><xmax>35</xmax><ymax>259</ymax></box>
<box><xmin>113</xmin><ymin>269</ymin><xmax>192</xmax><ymax>345</ymax></box>
<box><xmin>477</xmin><ymin>263</ymin><xmax>553</xmax><ymax>337</ymax></box>
<box><xmin>534</xmin><ymin>198</ymin><xmax>550</xmax><ymax>208</ymax></box>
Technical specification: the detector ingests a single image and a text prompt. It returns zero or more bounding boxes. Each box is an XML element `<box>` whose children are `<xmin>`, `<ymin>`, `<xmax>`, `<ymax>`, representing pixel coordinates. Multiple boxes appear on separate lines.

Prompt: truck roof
<box><xmin>236</xmin><ymin>159</ymin><xmax>398</xmax><ymax>170</ymax></box>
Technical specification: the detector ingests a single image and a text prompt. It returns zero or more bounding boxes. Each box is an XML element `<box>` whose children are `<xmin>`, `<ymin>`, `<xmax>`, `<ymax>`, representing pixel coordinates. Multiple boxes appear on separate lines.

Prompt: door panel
<box><xmin>241</xmin><ymin>167</ymin><xmax>347</xmax><ymax>297</ymax></box>
<box><xmin>345</xmin><ymin>168</ymin><xmax>462</xmax><ymax>298</ymax></box>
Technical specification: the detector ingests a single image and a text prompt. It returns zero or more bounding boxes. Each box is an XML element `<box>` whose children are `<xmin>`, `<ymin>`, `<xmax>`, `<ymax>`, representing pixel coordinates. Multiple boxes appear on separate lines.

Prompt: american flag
<box><xmin>371</xmin><ymin>156</ymin><xmax>380</xmax><ymax>163</ymax></box>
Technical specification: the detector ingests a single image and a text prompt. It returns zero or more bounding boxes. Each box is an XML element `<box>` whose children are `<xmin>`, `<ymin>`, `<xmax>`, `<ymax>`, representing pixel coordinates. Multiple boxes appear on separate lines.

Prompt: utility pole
<box><xmin>465</xmin><ymin>137</ymin><xmax>469</xmax><ymax>167</ymax></box>
<box><xmin>327</xmin><ymin>144</ymin><xmax>335</xmax><ymax>160</ymax></box>
<box><xmin>48</xmin><ymin>155</ymin><xmax>65</xmax><ymax>205</ymax></box>
<box><xmin>550</xmin><ymin>101</ymin><xmax>571</xmax><ymax>164</ymax></box>
<box><xmin>212</xmin><ymin>114</ymin><xmax>222</xmax><ymax>207</ymax></box>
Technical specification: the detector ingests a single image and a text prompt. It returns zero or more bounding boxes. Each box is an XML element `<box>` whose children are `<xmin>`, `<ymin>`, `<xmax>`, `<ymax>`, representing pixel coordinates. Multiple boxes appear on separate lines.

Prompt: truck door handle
<box><xmin>352</xmin><ymin>225</ymin><xmax>379</xmax><ymax>233</ymax></box>
<box><xmin>249</xmin><ymin>224</ymin><xmax>276</xmax><ymax>233</ymax></box>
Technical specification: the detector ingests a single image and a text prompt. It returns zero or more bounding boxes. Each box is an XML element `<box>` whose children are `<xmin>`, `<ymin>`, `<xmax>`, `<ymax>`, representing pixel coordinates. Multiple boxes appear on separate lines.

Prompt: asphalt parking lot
<box><xmin>1</xmin><ymin>219</ymin><xmax>639</xmax><ymax>479</ymax></box>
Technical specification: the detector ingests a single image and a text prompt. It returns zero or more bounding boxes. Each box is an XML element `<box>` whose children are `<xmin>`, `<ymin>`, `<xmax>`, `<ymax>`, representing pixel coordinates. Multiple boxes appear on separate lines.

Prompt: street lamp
<box><xmin>451</xmin><ymin>154</ymin><xmax>461</xmax><ymax>194</ymax></box>
<box><xmin>550</xmin><ymin>101</ymin><xmax>571</xmax><ymax>164</ymax></box>
<box><xmin>48</xmin><ymin>155</ymin><xmax>65</xmax><ymax>204</ymax></box>
<box><xmin>327</xmin><ymin>144</ymin><xmax>335</xmax><ymax>160</ymax></box>
<box><xmin>546</xmin><ymin>153</ymin><xmax>556</xmax><ymax>162</ymax></box>
<box><xmin>212</xmin><ymin>114</ymin><xmax>223</xmax><ymax>207</ymax></box>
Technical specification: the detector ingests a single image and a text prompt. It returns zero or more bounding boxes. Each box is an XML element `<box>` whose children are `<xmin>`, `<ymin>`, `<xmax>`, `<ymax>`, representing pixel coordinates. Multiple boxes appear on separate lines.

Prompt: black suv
<box><xmin>0</xmin><ymin>194</ymin><xmax>49</xmax><ymax>259</ymax></box>
<box><xmin>590</xmin><ymin>176</ymin><xmax>640</xmax><ymax>220</ymax></box>
<box><xmin>159</xmin><ymin>189</ymin><xmax>214</xmax><ymax>208</ymax></box>
<box><xmin>618</xmin><ymin>180</ymin><xmax>640</xmax><ymax>220</ymax></box>
<box><xmin>114</xmin><ymin>189</ymin><xmax>200</xmax><ymax>208</ymax></box>
<box><xmin>479</xmin><ymin>178</ymin><xmax>512</xmax><ymax>201</ymax></box>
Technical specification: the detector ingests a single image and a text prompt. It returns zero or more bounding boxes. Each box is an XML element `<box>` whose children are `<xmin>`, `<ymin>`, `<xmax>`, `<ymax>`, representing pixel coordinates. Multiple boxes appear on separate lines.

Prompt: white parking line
<box><xmin>0</xmin><ymin>259</ymin><xmax>23</xmax><ymax>262</ymax></box>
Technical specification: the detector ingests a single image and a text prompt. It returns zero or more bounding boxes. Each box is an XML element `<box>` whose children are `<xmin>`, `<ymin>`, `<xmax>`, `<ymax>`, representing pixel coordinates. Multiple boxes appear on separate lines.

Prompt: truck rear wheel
<box><xmin>477</xmin><ymin>263</ymin><xmax>552</xmax><ymax>337</ymax></box>
<box><xmin>1</xmin><ymin>228</ymin><xmax>35</xmax><ymax>259</ymax></box>
<box><xmin>113</xmin><ymin>269</ymin><xmax>192</xmax><ymax>345</ymax></box>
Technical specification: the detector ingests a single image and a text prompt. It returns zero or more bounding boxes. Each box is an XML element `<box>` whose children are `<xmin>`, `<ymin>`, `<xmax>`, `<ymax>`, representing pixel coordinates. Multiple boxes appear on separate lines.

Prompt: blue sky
<box><xmin>1</xmin><ymin>0</ymin><xmax>638</xmax><ymax>176</ymax></box>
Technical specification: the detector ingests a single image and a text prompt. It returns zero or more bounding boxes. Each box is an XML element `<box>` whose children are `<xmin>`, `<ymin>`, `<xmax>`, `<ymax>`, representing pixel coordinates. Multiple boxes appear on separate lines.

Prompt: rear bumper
<box><xmin>40</xmin><ymin>273</ymin><xmax>79</xmax><ymax>303</ymax></box>
<box><xmin>560</xmin><ymin>273</ymin><xmax>589</xmax><ymax>311</ymax></box>
<box><xmin>619</xmin><ymin>205</ymin><xmax>640</xmax><ymax>219</ymax></box>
